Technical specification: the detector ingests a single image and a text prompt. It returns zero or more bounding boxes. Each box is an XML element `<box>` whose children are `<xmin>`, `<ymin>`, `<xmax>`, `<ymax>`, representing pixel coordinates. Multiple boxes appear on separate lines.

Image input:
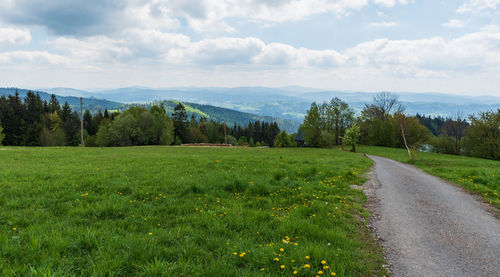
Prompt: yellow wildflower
<box><xmin>233</xmin><ymin>252</ymin><xmax>237</xmax><ymax>255</ymax></box>
<box><xmin>280</xmin><ymin>265</ymin><xmax>285</xmax><ymax>269</ymax></box>
<box><xmin>321</xmin><ymin>260</ymin><xmax>326</xmax><ymax>264</ymax></box>
<box><xmin>303</xmin><ymin>264</ymin><xmax>311</xmax><ymax>268</ymax></box>
<box><xmin>306</xmin><ymin>256</ymin><xmax>310</xmax><ymax>259</ymax></box>
<box><xmin>280</xmin><ymin>248</ymin><xmax>284</xmax><ymax>252</ymax></box>
<box><xmin>148</xmin><ymin>232</ymin><xmax>152</xmax><ymax>235</ymax></box>
<box><xmin>239</xmin><ymin>252</ymin><xmax>246</xmax><ymax>257</ymax></box>
<box><xmin>12</xmin><ymin>227</ymin><xmax>16</xmax><ymax>231</ymax></box>
<box><xmin>273</xmin><ymin>257</ymin><xmax>279</xmax><ymax>262</ymax></box>
<box><xmin>318</xmin><ymin>270</ymin><xmax>323</xmax><ymax>274</ymax></box>
<box><xmin>293</xmin><ymin>270</ymin><xmax>298</xmax><ymax>275</ymax></box>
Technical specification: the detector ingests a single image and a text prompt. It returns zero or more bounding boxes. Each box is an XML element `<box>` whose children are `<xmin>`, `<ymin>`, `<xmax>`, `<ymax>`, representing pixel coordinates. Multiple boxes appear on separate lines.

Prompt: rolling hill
<box><xmin>0</xmin><ymin>88</ymin><xmax>301</xmax><ymax>133</ymax></box>
<box><xmin>43</xmin><ymin>86</ymin><xmax>500</xmax><ymax>122</ymax></box>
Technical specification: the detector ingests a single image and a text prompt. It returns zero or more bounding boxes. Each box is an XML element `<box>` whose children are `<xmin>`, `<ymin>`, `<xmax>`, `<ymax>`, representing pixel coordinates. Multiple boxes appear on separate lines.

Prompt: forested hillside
<box><xmin>0</xmin><ymin>88</ymin><xmax>123</xmax><ymax>112</ymax></box>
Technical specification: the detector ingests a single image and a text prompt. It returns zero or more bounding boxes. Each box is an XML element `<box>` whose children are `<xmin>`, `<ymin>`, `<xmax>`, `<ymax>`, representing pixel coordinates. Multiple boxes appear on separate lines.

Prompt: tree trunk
<box><xmin>400</xmin><ymin>120</ymin><xmax>411</xmax><ymax>158</ymax></box>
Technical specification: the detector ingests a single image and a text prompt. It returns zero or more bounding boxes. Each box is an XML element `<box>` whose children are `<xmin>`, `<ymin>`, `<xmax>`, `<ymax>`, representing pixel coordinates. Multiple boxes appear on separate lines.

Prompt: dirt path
<box><xmin>366</xmin><ymin>155</ymin><xmax>500</xmax><ymax>277</ymax></box>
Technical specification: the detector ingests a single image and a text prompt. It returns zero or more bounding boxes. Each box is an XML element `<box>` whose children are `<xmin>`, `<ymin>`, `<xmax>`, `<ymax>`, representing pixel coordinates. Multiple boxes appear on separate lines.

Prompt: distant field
<box><xmin>0</xmin><ymin>147</ymin><xmax>385</xmax><ymax>276</ymax></box>
<box><xmin>359</xmin><ymin>146</ymin><xmax>500</xmax><ymax>209</ymax></box>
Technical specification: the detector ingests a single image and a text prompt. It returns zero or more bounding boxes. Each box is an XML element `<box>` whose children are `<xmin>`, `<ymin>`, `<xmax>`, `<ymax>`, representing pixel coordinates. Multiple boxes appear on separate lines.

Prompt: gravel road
<box><xmin>366</xmin><ymin>155</ymin><xmax>500</xmax><ymax>277</ymax></box>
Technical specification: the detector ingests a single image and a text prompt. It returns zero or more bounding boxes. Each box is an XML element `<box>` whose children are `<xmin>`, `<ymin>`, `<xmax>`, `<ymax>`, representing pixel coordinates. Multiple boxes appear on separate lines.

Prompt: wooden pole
<box><xmin>80</xmin><ymin>97</ymin><xmax>85</xmax><ymax>147</ymax></box>
<box><xmin>224</xmin><ymin>122</ymin><xmax>227</xmax><ymax>144</ymax></box>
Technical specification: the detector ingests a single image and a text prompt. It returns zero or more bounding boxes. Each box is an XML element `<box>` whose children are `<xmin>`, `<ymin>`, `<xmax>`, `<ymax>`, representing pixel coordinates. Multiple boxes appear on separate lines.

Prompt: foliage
<box><xmin>0</xmin><ymin>147</ymin><xmax>386</xmax><ymax>276</ymax></box>
<box><xmin>273</xmin><ymin>130</ymin><xmax>294</xmax><ymax>148</ymax></box>
<box><xmin>359</xmin><ymin>146</ymin><xmax>500</xmax><ymax>209</ymax></box>
<box><xmin>301</xmin><ymin>99</ymin><xmax>354</xmax><ymax>148</ymax></box>
<box><xmin>0</xmin><ymin>121</ymin><xmax>4</xmax><ymax>145</ymax></box>
<box><xmin>342</xmin><ymin>124</ymin><xmax>360</xmax><ymax>152</ymax></box>
<box><xmin>95</xmin><ymin>106</ymin><xmax>174</xmax><ymax>147</ymax></box>
<box><xmin>464</xmin><ymin>110</ymin><xmax>500</xmax><ymax>160</ymax></box>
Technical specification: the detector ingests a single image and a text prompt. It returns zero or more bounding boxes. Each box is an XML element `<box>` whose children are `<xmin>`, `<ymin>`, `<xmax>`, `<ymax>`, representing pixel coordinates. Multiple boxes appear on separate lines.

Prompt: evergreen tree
<box><xmin>0</xmin><ymin>120</ymin><xmax>4</xmax><ymax>145</ymax></box>
<box><xmin>172</xmin><ymin>103</ymin><xmax>188</xmax><ymax>143</ymax></box>
<box><xmin>48</xmin><ymin>94</ymin><xmax>60</xmax><ymax>113</ymax></box>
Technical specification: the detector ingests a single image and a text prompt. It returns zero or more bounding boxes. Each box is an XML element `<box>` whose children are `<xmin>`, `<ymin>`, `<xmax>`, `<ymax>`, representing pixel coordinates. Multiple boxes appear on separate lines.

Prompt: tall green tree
<box><xmin>301</xmin><ymin>102</ymin><xmax>322</xmax><ymax>147</ymax></box>
<box><xmin>465</xmin><ymin>110</ymin><xmax>500</xmax><ymax>160</ymax></box>
<box><xmin>172</xmin><ymin>103</ymin><xmax>188</xmax><ymax>143</ymax></box>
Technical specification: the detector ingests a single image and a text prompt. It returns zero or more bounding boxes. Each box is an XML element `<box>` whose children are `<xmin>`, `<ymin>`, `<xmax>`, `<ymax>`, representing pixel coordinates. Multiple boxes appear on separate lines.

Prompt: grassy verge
<box><xmin>359</xmin><ymin>146</ymin><xmax>500</xmax><ymax>209</ymax></box>
<box><xmin>0</xmin><ymin>147</ymin><xmax>386</xmax><ymax>276</ymax></box>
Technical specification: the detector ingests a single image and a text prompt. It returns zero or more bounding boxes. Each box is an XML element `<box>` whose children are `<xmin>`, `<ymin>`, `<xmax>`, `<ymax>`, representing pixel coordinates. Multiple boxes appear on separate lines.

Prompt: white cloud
<box><xmin>443</xmin><ymin>19</ymin><xmax>467</xmax><ymax>28</ymax></box>
<box><xmin>372</xmin><ymin>0</ymin><xmax>410</xmax><ymax>8</ymax></box>
<box><xmin>38</xmin><ymin>24</ymin><xmax>500</xmax><ymax>81</ymax></box>
<box><xmin>0</xmin><ymin>51</ymin><xmax>70</xmax><ymax>66</ymax></box>
<box><xmin>457</xmin><ymin>0</ymin><xmax>500</xmax><ymax>13</ymax></box>
<box><xmin>0</xmin><ymin>0</ymin><xmax>411</xmax><ymax>34</ymax></box>
<box><xmin>369</xmin><ymin>21</ymin><xmax>397</xmax><ymax>27</ymax></box>
<box><xmin>0</xmin><ymin>28</ymin><xmax>31</xmax><ymax>45</ymax></box>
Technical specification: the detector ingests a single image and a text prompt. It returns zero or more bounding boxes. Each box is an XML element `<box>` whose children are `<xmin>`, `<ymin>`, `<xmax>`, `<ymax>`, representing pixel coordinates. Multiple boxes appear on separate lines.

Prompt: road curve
<box><xmin>366</xmin><ymin>155</ymin><xmax>500</xmax><ymax>277</ymax></box>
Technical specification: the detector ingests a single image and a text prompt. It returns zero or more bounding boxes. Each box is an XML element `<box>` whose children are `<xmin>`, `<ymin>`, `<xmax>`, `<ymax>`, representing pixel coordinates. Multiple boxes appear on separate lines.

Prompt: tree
<box><xmin>48</xmin><ymin>94</ymin><xmax>60</xmax><ymax>113</ymax></box>
<box><xmin>362</xmin><ymin>92</ymin><xmax>402</xmax><ymax>122</ymax></box>
<box><xmin>324</xmin><ymin>98</ymin><xmax>354</xmax><ymax>145</ymax></box>
<box><xmin>274</xmin><ymin>130</ymin><xmax>292</xmax><ymax>148</ymax></box>
<box><xmin>238</xmin><ymin>136</ymin><xmax>248</xmax><ymax>146</ymax></box>
<box><xmin>439</xmin><ymin>113</ymin><xmax>468</xmax><ymax>155</ymax></box>
<box><xmin>172</xmin><ymin>103</ymin><xmax>188</xmax><ymax>143</ymax></box>
<box><xmin>301</xmin><ymin>102</ymin><xmax>322</xmax><ymax>147</ymax></box>
<box><xmin>0</xmin><ymin>120</ymin><xmax>4</xmax><ymax>145</ymax></box>
<box><xmin>342</xmin><ymin>124</ymin><xmax>360</xmax><ymax>152</ymax></box>
<box><xmin>392</xmin><ymin>113</ymin><xmax>431</xmax><ymax>159</ymax></box>
<box><xmin>464</xmin><ymin>110</ymin><xmax>500</xmax><ymax>160</ymax></box>
<box><xmin>59</xmin><ymin>102</ymin><xmax>80</xmax><ymax>146</ymax></box>
<box><xmin>150</xmin><ymin>105</ymin><xmax>174</xmax><ymax>145</ymax></box>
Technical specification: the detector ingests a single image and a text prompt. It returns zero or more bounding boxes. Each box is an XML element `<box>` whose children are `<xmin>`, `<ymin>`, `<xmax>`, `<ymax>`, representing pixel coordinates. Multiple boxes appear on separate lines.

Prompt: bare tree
<box><xmin>362</xmin><ymin>92</ymin><xmax>402</xmax><ymax>121</ymax></box>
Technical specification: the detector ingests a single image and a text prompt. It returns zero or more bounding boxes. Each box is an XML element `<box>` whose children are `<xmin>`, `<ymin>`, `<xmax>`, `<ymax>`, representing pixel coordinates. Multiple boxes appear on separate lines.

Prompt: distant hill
<box><xmin>0</xmin><ymin>88</ymin><xmax>300</xmax><ymax>133</ymax></box>
<box><xmin>155</xmin><ymin>100</ymin><xmax>300</xmax><ymax>133</ymax></box>
<box><xmin>0</xmin><ymin>88</ymin><xmax>124</xmax><ymax>112</ymax></box>
<box><xmin>42</xmin><ymin>86</ymin><xmax>500</xmax><ymax>121</ymax></box>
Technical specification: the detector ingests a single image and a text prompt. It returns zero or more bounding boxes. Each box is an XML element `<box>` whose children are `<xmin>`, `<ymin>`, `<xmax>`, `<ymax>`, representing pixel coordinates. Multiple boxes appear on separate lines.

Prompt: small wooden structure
<box><xmin>295</xmin><ymin>130</ymin><xmax>305</xmax><ymax>147</ymax></box>
<box><xmin>181</xmin><ymin>143</ymin><xmax>232</xmax><ymax>147</ymax></box>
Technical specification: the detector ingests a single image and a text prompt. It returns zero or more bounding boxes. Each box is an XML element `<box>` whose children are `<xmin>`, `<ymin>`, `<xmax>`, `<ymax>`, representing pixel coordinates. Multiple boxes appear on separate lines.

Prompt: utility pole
<box><xmin>224</xmin><ymin>122</ymin><xmax>227</xmax><ymax>144</ymax></box>
<box><xmin>80</xmin><ymin>97</ymin><xmax>85</xmax><ymax>147</ymax></box>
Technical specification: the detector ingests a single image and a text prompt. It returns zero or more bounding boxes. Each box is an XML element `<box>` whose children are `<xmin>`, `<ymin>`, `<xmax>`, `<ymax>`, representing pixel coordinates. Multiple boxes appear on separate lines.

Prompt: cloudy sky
<box><xmin>0</xmin><ymin>0</ymin><xmax>499</xmax><ymax>96</ymax></box>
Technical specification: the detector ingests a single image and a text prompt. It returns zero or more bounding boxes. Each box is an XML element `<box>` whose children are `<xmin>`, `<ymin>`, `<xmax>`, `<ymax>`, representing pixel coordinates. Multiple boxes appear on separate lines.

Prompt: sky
<box><xmin>0</xmin><ymin>0</ymin><xmax>499</xmax><ymax>96</ymax></box>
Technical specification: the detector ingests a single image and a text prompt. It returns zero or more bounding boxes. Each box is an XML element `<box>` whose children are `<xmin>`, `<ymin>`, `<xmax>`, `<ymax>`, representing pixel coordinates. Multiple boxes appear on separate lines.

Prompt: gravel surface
<box><xmin>366</xmin><ymin>155</ymin><xmax>500</xmax><ymax>277</ymax></box>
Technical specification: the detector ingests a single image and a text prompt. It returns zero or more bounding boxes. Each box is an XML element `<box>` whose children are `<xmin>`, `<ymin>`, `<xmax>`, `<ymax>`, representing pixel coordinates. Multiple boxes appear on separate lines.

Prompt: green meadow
<box><xmin>0</xmin><ymin>147</ymin><xmax>386</xmax><ymax>276</ymax></box>
<box><xmin>359</xmin><ymin>146</ymin><xmax>500</xmax><ymax>210</ymax></box>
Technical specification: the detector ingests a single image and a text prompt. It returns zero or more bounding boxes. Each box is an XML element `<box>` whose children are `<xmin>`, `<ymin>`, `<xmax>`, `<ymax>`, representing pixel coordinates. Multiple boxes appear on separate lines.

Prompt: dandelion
<box><xmin>303</xmin><ymin>264</ymin><xmax>311</xmax><ymax>268</ymax></box>
<box><xmin>280</xmin><ymin>248</ymin><xmax>284</xmax><ymax>252</ymax></box>
<box><xmin>318</xmin><ymin>270</ymin><xmax>323</xmax><ymax>274</ymax></box>
<box><xmin>233</xmin><ymin>252</ymin><xmax>238</xmax><ymax>255</ymax></box>
<box><xmin>260</xmin><ymin>268</ymin><xmax>265</xmax><ymax>271</ymax></box>
<box><xmin>331</xmin><ymin>273</ymin><xmax>336</xmax><ymax>276</ymax></box>
<box><xmin>148</xmin><ymin>232</ymin><xmax>152</xmax><ymax>235</ymax></box>
<box><xmin>293</xmin><ymin>270</ymin><xmax>298</xmax><ymax>275</ymax></box>
<box><xmin>239</xmin><ymin>252</ymin><xmax>246</xmax><ymax>257</ymax></box>
<box><xmin>12</xmin><ymin>227</ymin><xmax>16</xmax><ymax>231</ymax></box>
<box><xmin>274</xmin><ymin>257</ymin><xmax>279</xmax><ymax>262</ymax></box>
<box><xmin>321</xmin><ymin>260</ymin><xmax>326</xmax><ymax>264</ymax></box>
<box><xmin>280</xmin><ymin>265</ymin><xmax>285</xmax><ymax>269</ymax></box>
<box><xmin>306</xmin><ymin>256</ymin><xmax>310</xmax><ymax>259</ymax></box>
<box><xmin>323</xmin><ymin>266</ymin><xmax>329</xmax><ymax>269</ymax></box>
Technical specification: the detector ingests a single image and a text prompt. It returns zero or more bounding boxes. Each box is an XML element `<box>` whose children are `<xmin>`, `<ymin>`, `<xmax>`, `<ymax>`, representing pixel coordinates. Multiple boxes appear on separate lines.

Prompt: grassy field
<box><xmin>0</xmin><ymin>147</ymin><xmax>386</xmax><ymax>276</ymax></box>
<box><xmin>359</xmin><ymin>146</ymin><xmax>500</xmax><ymax>209</ymax></box>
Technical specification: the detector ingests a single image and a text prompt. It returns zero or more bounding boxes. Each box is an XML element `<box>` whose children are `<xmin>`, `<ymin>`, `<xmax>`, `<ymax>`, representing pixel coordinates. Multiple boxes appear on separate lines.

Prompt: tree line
<box><xmin>0</xmin><ymin>91</ymin><xmax>282</xmax><ymax>147</ymax></box>
<box><xmin>300</xmin><ymin>92</ymin><xmax>499</xmax><ymax>160</ymax></box>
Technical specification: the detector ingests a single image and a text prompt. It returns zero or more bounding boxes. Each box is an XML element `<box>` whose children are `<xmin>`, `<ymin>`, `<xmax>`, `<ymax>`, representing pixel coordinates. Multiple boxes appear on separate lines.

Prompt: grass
<box><xmin>359</xmin><ymin>146</ymin><xmax>500</xmax><ymax>209</ymax></box>
<box><xmin>0</xmin><ymin>147</ymin><xmax>386</xmax><ymax>276</ymax></box>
